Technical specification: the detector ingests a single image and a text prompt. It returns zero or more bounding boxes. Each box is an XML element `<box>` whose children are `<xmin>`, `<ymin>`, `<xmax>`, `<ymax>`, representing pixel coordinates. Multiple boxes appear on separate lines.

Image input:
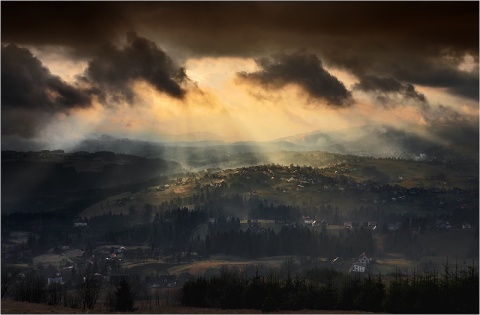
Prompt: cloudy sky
<box><xmin>2</xmin><ymin>2</ymin><xmax>478</xmax><ymax>150</ymax></box>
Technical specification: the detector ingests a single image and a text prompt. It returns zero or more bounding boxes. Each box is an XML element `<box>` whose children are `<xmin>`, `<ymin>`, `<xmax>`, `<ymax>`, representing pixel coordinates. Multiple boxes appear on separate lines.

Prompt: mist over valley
<box><xmin>2</xmin><ymin>2</ymin><xmax>478</xmax><ymax>313</ymax></box>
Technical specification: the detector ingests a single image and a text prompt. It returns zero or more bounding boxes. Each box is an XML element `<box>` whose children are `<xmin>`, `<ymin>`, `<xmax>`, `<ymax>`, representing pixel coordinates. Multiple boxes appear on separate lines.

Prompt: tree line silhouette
<box><xmin>182</xmin><ymin>262</ymin><xmax>479</xmax><ymax>313</ymax></box>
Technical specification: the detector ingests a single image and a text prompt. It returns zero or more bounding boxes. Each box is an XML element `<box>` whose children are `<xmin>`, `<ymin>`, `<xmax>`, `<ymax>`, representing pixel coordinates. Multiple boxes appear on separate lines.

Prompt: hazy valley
<box><xmin>2</xmin><ymin>131</ymin><xmax>479</xmax><ymax>313</ymax></box>
<box><xmin>2</xmin><ymin>2</ymin><xmax>478</xmax><ymax>312</ymax></box>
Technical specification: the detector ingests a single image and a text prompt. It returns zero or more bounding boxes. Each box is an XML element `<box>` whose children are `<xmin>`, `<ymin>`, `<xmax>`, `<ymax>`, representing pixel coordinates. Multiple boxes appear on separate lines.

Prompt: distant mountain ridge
<box><xmin>69</xmin><ymin>124</ymin><xmax>477</xmax><ymax>163</ymax></box>
<box><xmin>153</xmin><ymin>131</ymin><xmax>226</xmax><ymax>142</ymax></box>
<box><xmin>4</xmin><ymin>124</ymin><xmax>476</xmax><ymax>168</ymax></box>
<box><xmin>274</xmin><ymin>124</ymin><xmax>478</xmax><ymax>161</ymax></box>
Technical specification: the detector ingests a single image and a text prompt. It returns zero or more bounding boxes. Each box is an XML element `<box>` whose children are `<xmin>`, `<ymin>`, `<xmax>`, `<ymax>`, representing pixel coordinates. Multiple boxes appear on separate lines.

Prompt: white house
<box><xmin>47</xmin><ymin>273</ymin><xmax>64</xmax><ymax>286</ymax></box>
<box><xmin>349</xmin><ymin>252</ymin><xmax>373</xmax><ymax>273</ymax></box>
<box><xmin>356</xmin><ymin>252</ymin><xmax>372</xmax><ymax>265</ymax></box>
<box><xmin>350</xmin><ymin>264</ymin><xmax>366</xmax><ymax>273</ymax></box>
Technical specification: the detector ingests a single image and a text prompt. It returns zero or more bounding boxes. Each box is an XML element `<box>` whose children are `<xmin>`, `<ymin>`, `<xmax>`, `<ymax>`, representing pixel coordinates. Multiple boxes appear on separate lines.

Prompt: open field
<box><xmin>33</xmin><ymin>254</ymin><xmax>68</xmax><ymax>267</ymax></box>
<box><xmin>123</xmin><ymin>261</ymin><xmax>179</xmax><ymax>275</ymax></box>
<box><xmin>1</xmin><ymin>300</ymin><xmax>85</xmax><ymax>314</ymax></box>
<box><xmin>418</xmin><ymin>229</ymin><xmax>478</xmax><ymax>259</ymax></box>
<box><xmin>166</xmin><ymin>255</ymin><xmax>293</xmax><ymax>276</ymax></box>
<box><xmin>374</xmin><ymin>253</ymin><xmax>415</xmax><ymax>274</ymax></box>
<box><xmin>32</xmin><ymin>248</ymin><xmax>88</xmax><ymax>267</ymax></box>
<box><xmin>121</xmin><ymin>255</ymin><xmax>289</xmax><ymax>277</ymax></box>
<box><xmin>122</xmin><ymin>245</ymin><xmax>477</xmax><ymax>280</ymax></box>
<box><xmin>6</xmin><ymin>231</ymin><xmax>31</xmax><ymax>244</ymax></box>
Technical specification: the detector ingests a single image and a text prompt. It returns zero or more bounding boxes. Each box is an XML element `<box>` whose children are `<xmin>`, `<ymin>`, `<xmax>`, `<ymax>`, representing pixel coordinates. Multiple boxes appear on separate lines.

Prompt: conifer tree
<box><xmin>114</xmin><ymin>277</ymin><xmax>135</xmax><ymax>312</ymax></box>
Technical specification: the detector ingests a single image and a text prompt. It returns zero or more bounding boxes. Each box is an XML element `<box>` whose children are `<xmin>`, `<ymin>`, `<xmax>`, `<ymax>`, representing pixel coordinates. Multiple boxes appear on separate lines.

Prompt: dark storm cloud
<box><xmin>1</xmin><ymin>35</ymin><xmax>189</xmax><ymax>138</ymax></box>
<box><xmin>354</xmin><ymin>75</ymin><xmax>428</xmax><ymax>105</ymax></box>
<box><xmin>127</xmin><ymin>2</ymin><xmax>478</xmax><ymax>57</ymax></box>
<box><xmin>1</xmin><ymin>44</ymin><xmax>92</xmax><ymax>138</ymax></box>
<box><xmin>2</xmin><ymin>2</ymin><xmax>477</xmax><ymax>101</ymax></box>
<box><xmin>1</xmin><ymin>2</ymin><xmax>130</xmax><ymax>56</ymax></box>
<box><xmin>3</xmin><ymin>2</ymin><xmax>477</xmax><ymax>57</ymax></box>
<box><xmin>239</xmin><ymin>52</ymin><xmax>352</xmax><ymax>107</ymax></box>
<box><xmin>323</xmin><ymin>50</ymin><xmax>479</xmax><ymax>102</ymax></box>
<box><xmin>82</xmin><ymin>33</ymin><xmax>187</xmax><ymax>102</ymax></box>
<box><xmin>2</xmin><ymin>44</ymin><xmax>91</xmax><ymax>111</ymax></box>
<box><xmin>124</xmin><ymin>1</ymin><xmax>480</xmax><ymax>108</ymax></box>
<box><xmin>1</xmin><ymin>2</ymin><xmax>477</xmax><ymax>125</ymax></box>
<box><xmin>415</xmin><ymin>69</ymin><xmax>478</xmax><ymax>102</ymax></box>
<box><xmin>388</xmin><ymin>57</ymin><xmax>479</xmax><ymax>101</ymax></box>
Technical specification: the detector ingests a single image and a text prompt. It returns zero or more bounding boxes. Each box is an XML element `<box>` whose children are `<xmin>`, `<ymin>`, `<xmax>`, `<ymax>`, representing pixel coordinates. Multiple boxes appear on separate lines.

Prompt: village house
<box><xmin>303</xmin><ymin>216</ymin><xmax>313</xmax><ymax>225</ymax></box>
<box><xmin>350</xmin><ymin>264</ymin><xmax>366</xmax><ymax>273</ymax></box>
<box><xmin>462</xmin><ymin>222</ymin><xmax>472</xmax><ymax>229</ymax></box>
<box><xmin>344</xmin><ymin>221</ymin><xmax>359</xmax><ymax>229</ymax></box>
<box><xmin>47</xmin><ymin>273</ymin><xmax>64</xmax><ymax>286</ymax></box>
<box><xmin>356</xmin><ymin>252</ymin><xmax>372</xmax><ymax>265</ymax></box>
<box><xmin>349</xmin><ymin>252</ymin><xmax>373</xmax><ymax>274</ymax></box>
<box><xmin>388</xmin><ymin>222</ymin><xmax>402</xmax><ymax>231</ymax></box>
<box><xmin>436</xmin><ymin>220</ymin><xmax>452</xmax><ymax>230</ymax></box>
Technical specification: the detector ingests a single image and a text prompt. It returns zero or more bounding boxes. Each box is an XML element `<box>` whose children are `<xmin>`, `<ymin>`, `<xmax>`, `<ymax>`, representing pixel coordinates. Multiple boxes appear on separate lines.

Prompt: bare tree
<box><xmin>1</xmin><ymin>265</ymin><xmax>20</xmax><ymax>298</ymax></box>
<box><xmin>13</xmin><ymin>272</ymin><xmax>47</xmax><ymax>304</ymax></box>
<box><xmin>104</xmin><ymin>284</ymin><xmax>116</xmax><ymax>312</ymax></box>
<box><xmin>75</xmin><ymin>273</ymin><xmax>102</xmax><ymax>310</ymax></box>
<box><xmin>46</xmin><ymin>282</ymin><xmax>64</xmax><ymax>305</ymax></box>
<box><xmin>281</xmin><ymin>256</ymin><xmax>297</xmax><ymax>279</ymax></box>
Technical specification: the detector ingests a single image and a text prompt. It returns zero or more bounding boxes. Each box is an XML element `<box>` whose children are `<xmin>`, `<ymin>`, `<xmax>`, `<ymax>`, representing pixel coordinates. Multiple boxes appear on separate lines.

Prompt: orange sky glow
<box><xmin>2</xmin><ymin>2</ymin><xmax>478</xmax><ymax>152</ymax></box>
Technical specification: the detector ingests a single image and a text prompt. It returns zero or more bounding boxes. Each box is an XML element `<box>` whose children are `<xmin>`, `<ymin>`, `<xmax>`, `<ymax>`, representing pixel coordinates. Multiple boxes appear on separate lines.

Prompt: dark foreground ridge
<box><xmin>1</xmin><ymin>300</ymin><xmax>373</xmax><ymax>314</ymax></box>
